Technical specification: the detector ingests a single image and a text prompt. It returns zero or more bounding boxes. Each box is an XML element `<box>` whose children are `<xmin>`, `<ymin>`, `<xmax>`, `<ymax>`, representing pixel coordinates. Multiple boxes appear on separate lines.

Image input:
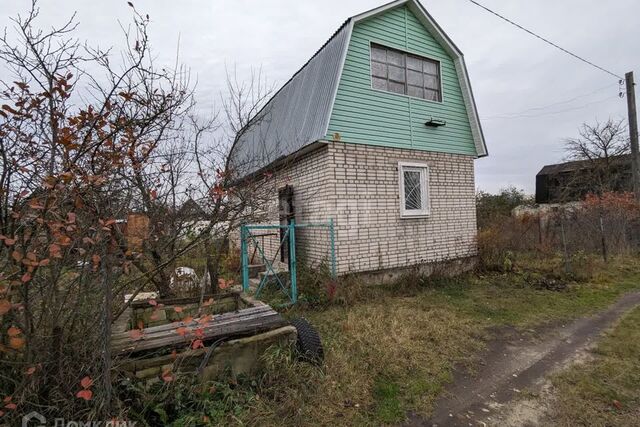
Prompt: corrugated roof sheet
<box><xmin>229</xmin><ymin>21</ymin><xmax>351</xmax><ymax>177</ymax></box>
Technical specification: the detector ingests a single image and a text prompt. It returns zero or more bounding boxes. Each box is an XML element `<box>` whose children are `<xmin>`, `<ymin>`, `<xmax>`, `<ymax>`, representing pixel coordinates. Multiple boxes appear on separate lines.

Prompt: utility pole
<box><xmin>626</xmin><ymin>71</ymin><xmax>640</xmax><ymax>201</ymax></box>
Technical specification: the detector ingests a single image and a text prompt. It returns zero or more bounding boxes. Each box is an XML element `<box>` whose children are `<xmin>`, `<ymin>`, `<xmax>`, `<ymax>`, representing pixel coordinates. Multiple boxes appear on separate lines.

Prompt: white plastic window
<box><xmin>399</xmin><ymin>161</ymin><xmax>430</xmax><ymax>217</ymax></box>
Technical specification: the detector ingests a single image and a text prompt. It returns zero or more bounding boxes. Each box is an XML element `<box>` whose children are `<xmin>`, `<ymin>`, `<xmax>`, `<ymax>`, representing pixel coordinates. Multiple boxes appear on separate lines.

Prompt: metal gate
<box><xmin>240</xmin><ymin>220</ymin><xmax>336</xmax><ymax>305</ymax></box>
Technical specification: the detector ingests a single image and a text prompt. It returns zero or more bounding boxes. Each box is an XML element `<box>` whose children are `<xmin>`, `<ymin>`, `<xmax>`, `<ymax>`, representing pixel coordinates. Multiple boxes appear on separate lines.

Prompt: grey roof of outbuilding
<box><xmin>229</xmin><ymin>0</ymin><xmax>488</xmax><ymax>179</ymax></box>
<box><xmin>537</xmin><ymin>154</ymin><xmax>632</xmax><ymax>176</ymax></box>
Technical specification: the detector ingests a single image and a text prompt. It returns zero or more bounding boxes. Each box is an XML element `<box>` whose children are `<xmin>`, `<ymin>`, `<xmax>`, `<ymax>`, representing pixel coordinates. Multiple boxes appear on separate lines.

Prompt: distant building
<box><xmin>535</xmin><ymin>155</ymin><xmax>632</xmax><ymax>204</ymax></box>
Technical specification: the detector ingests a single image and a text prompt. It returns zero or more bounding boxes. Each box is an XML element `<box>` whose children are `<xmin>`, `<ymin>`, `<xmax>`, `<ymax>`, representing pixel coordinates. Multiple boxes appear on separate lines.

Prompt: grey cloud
<box><xmin>2</xmin><ymin>0</ymin><xmax>638</xmax><ymax>193</ymax></box>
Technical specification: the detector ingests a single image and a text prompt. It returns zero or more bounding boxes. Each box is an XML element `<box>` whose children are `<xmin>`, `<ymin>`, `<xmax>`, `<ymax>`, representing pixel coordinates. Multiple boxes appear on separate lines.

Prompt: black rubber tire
<box><xmin>290</xmin><ymin>318</ymin><xmax>324</xmax><ymax>364</ymax></box>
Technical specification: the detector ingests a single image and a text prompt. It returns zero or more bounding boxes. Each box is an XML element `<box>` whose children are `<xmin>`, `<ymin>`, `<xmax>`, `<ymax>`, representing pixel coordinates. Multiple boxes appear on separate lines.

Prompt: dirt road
<box><xmin>405</xmin><ymin>290</ymin><xmax>640</xmax><ymax>427</ymax></box>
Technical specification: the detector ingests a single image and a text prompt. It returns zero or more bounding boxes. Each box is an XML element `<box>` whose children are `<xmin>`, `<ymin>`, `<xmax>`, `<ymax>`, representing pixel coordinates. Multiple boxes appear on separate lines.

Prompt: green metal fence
<box><xmin>240</xmin><ymin>219</ymin><xmax>337</xmax><ymax>305</ymax></box>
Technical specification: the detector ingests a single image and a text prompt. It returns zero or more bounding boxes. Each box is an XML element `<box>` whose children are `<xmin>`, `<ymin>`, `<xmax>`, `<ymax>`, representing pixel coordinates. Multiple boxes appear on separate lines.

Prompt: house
<box><xmin>230</xmin><ymin>0</ymin><xmax>488</xmax><ymax>280</ymax></box>
<box><xmin>536</xmin><ymin>155</ymin><xmax>633</xmax><ymax>204</ymax></box>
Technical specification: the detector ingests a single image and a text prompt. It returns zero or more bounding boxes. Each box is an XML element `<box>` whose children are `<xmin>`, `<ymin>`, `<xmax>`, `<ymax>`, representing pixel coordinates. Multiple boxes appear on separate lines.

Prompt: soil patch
<box><xmin>405</xmin><ymin>290</ymin><xmax>640</xmax><ymax>427</ymax></box>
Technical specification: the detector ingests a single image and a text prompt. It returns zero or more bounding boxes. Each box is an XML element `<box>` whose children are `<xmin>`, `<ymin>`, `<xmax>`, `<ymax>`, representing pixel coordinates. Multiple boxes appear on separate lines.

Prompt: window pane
<box><xmin>425</xmin><ymin>89</ymin><xmax>440</xmax><ymax>101</ymax></box>
<box><xmin>424</xmin><ymin>74</ymin><xmax>439</xmax><ymax>90</ymax></box>
<box><xmin>372</xmin><ymin>77</ymin><xmax>388</xmax><ymax>91</ymax></box>
<box><xmin>370</xmin><ymin>44</ymin><xmax>441</xmax><ymax>102</ymax></box>
<box><xmin>371</xmin><ymin>46</ymin><xmax>386</xmax><ymax>62</ymax></box>
<box><xmin>407</xmin><ymin>56</ymin><xmax>422</xmax><ymax>71</ymax></box>
<box><xmin>423</xmin><ymin>60</ymin><xmax>438</xmax><ymax>75</ymax></box>
<box><xmin>407</xmin><ymin>70</ymin><xmax>423</xmax><ymax>86</ymax></box>
<box><xmin>371</xmin><ymin>61</ymin><xmax>387</xmax><ymax>78</ymax></box>
<box><xmin>388</xmin><ymin>65</ymin><xmax>405</xmax><ymax>83</ymax></box>
<box><xmin>404</xmin><ymin>170</ymin><xmax>422</xmax><ymax>210</ymax></box>
<box><xmin>387</xmin><ymin>50</ymin><xmax>404</xmax><ymax>66</ymax></box>
<box><xmin>407</xmin><ymin>85</ymin><xmax>424</xmax><ymax>99</ymax></box>
<box><xmin>388</xmin><ymin>81</ymin><xmax>405</xmax><ymax>94</ymax></box>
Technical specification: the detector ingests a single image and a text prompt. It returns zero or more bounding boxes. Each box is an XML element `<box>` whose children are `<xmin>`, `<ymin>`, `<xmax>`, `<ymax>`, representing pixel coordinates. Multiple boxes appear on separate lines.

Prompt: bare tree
<box><xmin>191</xmin><ymin>67</ymin><xmax>276</xmax><ymax>293</ymax></box>
<box><xmin>561</xmin><ymin>119</ymin><xmax>633</xmax><ymax>261</ymax></box>
<box><xmin>562</xmin><ymin>118</ymin><xmax>631</xmax><ymax>198</ymax></box>
<box><xmin>0</xmin><ymin>1</ymin><xmax>195</xmax><ymax>420</ymax></box>
<box><xmin>0</xmin><ymin>1</ymin><xmax>296</xmax><ymax>422</ymax></box>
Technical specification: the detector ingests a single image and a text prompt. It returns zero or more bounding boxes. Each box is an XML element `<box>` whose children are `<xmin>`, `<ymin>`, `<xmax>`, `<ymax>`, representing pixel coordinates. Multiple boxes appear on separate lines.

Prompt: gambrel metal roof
<box><xmin>229</xmin><ymin>0</ymin><xmax>487</xmax><ymax>178</ymax></box>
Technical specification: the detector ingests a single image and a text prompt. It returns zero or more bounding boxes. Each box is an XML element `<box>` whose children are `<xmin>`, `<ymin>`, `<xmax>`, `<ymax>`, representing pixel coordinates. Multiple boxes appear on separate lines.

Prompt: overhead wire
<box><xmin>464</xmin><ymin>0</ymin><xmax>624</xmax><ymax>81</ymax></box>
<box><xmin>482</xmin><ymin>83</ymin><xmax>618</xmax><ymax>120</ymax></box>
<box><xmin>482</xmin><ymin>95</ymin><xmax>619</xmax><ymax>120</ymax></box>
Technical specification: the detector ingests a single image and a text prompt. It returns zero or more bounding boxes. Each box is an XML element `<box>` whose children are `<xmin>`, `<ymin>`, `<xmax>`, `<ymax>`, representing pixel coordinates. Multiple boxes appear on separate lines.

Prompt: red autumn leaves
<box><xmin>76</xmin><ymin>376</ymin><xmax>93</xmax><ymax>401</ymax></box>
<box><xmin>126</xmin><ymin>299</ymin><xmax>218</xmax><ymax>383</ymax></box>
<box><xmin>168</xmin><ymin>306</ymin><xmax>213</xmax><ymax>374</ymax></box>
<box><xmin>218</xmin><ymin>278</ymin><xmax>233</xmax><ymax>290</ymax></box>
<box><xmin>174</xmin><ymin>317</ymin><xmax>206</xmax><ymax>350</ymax></box>
<box><xmin>0</xmin><ymin>300</ymin><xmax>11</xmax><ymax>316</ymax></box>
<box><xmin>0</xmin><ymin>396</ymin><xmax>17</xmax><ymax>416</ymax></box>
<box><xmin>0</xmin><ymin>235</ymin><xmax>16</xmax><ymax>246</ymax></box>
<box><xmin>129</xmin><ymin>328</ymin><xmax>144</xmax><ymax>340</ymax></box>
<box><xmin>161</xmin><ymin>367</ymin><xmax>174</xmax><ymax>383</ymax></box>
<box><xmin>2</xmin><ymin>235</ymin><xmax>51</xmax><ymax>284</ymax></box>
<box><xmin>0</xmin><ymin>207</ymin><xmax>93</xmax><ymax>287</ymax></box>
<box><xmin>7</xmin><ymin>326</ymin><xmax>24</xmax><ymax>350</ymax></box>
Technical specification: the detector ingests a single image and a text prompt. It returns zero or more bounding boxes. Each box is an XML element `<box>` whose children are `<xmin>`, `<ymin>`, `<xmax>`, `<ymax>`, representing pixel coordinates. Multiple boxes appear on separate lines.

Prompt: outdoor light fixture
<box><xmin>424</xmin><ymin>117</ymin><xmax>446</xmax><ymax>127</ymax></box>
<box><xmin>425</xmin><ymin>117</ymin><xmax>446</xmax><ymax>127</ymax></box>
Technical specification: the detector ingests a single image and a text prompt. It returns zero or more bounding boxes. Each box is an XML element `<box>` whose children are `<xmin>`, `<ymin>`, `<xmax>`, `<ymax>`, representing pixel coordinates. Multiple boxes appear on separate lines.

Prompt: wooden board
<box><xmin>112</xmin><ymin>305</ymin><xmax>271</xmax><ymax>341</ymax></box>
<box><xmin>129</xmin><ymin>291</ymin><xmax>243</xmax><ymax>309</ymax></box>
<box><xmin>111</xmin><ymin>305</ymin><xmax>286</xmax><ymax>355</ymax></box>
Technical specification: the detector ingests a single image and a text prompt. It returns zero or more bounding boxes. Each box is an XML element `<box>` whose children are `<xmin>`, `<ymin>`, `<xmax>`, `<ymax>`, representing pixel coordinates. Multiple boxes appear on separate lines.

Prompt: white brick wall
<box><xmin>243</xmin><ymin>145</ymin><xmax>336</xmax><ymax>271</ymax></box>
<box><xmin>243</xmin><ymin>141</ymin><xmax>478</xmax><ymax>276</ymax></box>
<box><xmin>327</xmin><ymin>142</ymin><xmax>478</xmax><ymax>274</ymax></box>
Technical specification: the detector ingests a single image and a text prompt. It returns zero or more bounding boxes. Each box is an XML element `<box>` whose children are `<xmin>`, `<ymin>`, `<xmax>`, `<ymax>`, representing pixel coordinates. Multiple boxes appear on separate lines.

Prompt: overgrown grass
<box><xmin>547</xmin><ymin>306</ymin><xmax>640</xmax><ymax>426</ymax></box>
<box><xmin>236</xmin><ymin>254</ymin><xmax>640</xmax><ymax>426</ymax></box>
<box><xmin>420</xmin><ymin>256</ymin><xmax>640</xmax><ymax>327</ymax></box>
<box><xmin>129</xmin><ymin>254</ymin><xmax>640</xmax><ymax>426</ymax></box>
<box><xmin>215</xmin><ymin>295</ymin><xmax>485</xmax><ymax>426</ymax></box>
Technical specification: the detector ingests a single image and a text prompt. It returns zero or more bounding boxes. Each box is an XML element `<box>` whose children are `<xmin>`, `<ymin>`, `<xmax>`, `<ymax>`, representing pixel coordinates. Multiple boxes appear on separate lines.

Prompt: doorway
<box><xmin>278</xmin><ymin>185</ymin><xmax>295</xmax><ymax>265</ymax></box>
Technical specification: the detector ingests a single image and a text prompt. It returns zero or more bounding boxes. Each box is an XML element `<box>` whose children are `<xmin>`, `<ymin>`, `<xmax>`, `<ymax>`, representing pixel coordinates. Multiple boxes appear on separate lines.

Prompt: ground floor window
<box><xmin>398</xmin><ymin>161</ymin><xmax>430</xmax><ymax>217</ymax></box>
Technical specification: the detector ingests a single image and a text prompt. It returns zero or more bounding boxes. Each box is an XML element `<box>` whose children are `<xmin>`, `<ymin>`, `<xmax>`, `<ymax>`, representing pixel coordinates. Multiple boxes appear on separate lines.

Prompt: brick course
<box><xmin>243</xmin><ymin>141</ymin><xmax>478</xmax><ymax>276</ymax></box>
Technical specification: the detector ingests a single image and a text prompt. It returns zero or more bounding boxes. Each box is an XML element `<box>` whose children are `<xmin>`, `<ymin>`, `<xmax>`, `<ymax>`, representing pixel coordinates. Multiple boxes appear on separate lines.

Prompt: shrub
<box><xmin>477</xmin><ymin>218</ymin><xmax>526</xmax><ymax>271</ymax></box>
<box><xmin>476</xmin><ymin>186</ymin><xmax>533</xmax><ymax>230</ymax></box>
<box><xmin>295</xmin><ymin>263</ymin><xmax>335</xmax><ymax>307</ymax></box>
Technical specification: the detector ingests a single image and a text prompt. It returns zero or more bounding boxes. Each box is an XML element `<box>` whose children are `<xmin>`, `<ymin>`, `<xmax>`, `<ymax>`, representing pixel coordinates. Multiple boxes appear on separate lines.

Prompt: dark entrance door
<box><xmin>278</xmin><ymin>185</ymin><xmax>295</xmax><ymax>265</ymax></box>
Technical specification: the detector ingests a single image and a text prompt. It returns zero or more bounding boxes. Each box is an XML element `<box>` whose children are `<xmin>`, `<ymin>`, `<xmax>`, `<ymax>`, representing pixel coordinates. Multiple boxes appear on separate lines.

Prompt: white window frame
<box><xmin>398</xmin><ymin>161</ymin><xmax>430</xmax><ymax>218</ymax></box>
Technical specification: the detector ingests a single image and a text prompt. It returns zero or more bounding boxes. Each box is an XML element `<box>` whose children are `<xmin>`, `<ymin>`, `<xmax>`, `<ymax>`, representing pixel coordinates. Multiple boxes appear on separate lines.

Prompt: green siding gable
<box><xmin>326</xmin><ymin>6</ymin><xmax>477</xmax><ymax>156</ymax></box>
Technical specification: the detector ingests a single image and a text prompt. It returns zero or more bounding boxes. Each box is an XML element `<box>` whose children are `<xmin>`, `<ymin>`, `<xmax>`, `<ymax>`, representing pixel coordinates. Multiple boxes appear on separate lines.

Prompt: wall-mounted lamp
<box><xmin>425</xmin><ymin>117</ymin><xmax>446</xmax><ymax>127</ymax></box>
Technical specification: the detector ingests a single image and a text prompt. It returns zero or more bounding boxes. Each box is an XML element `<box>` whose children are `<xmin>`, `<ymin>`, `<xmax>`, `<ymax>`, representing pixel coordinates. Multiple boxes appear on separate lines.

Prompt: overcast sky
<box><xmin>2</xmin><ymin>0</ymin><xmax>638</xmax><ymax>193</ymax></box>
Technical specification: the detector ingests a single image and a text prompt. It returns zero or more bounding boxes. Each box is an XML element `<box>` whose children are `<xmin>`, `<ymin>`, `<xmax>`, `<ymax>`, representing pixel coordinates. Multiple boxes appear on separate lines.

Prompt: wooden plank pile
<box><xmin>111</xmin><ymin>303</ymin><xmax>287</xmax><ymax>356</ymax></box>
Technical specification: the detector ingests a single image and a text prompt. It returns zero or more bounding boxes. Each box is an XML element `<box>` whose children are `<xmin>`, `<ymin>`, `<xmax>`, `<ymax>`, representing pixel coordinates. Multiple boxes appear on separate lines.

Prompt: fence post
<box><xmin>289</xmin><ymin>220</ymin><xmax>297</xmax><ymax>304</ymax></box>
<box><xmin>537</xmin><ymin>214</ymin><xmax>543</xmax><ymax>246</ymax></box>
<box><xmin>559</xmin><ymin>213</ymin><xmax>571</xmax><ymax>274</ymax></box>
<box><xmin>241</xmin><ymin>225</ymin><xmax>249</xmax><ymax>292</ymax></box>
<box><xmin>329</xmin><ymin>218</ymin><xmax>337</xmax><ymax>279</ymax></box>
<box><xmin>599</xmin><ymin>211</ymin><xmax>608</xmax><ymax>262</ymax></box>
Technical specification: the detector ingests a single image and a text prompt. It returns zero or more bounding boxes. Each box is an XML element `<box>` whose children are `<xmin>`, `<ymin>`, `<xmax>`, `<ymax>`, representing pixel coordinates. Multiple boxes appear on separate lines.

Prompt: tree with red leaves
<box><xmin>0</xmin><ymin>0</ymin><xmax>193</xmax><ymax>420</ymax></box>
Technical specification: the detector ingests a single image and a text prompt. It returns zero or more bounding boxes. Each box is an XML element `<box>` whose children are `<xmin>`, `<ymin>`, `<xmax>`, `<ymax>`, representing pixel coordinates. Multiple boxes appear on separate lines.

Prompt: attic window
<box><xmin>371</xmin><ymin>44</ymin><xmax>442</xmax><ymax>102</ymax></box>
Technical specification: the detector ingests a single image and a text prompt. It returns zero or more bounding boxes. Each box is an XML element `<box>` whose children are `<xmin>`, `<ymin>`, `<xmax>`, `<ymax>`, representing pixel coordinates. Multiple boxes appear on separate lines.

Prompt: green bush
<box><xmin>476</xmin><ymin>186</ymin><xmax>533</xmax><ymax>230</ymax></box>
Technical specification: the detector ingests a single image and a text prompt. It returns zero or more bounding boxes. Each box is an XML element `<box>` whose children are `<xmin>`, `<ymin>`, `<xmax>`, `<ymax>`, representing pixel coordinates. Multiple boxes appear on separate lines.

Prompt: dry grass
<box><xmin>125</xmin><ymin>254</ymin><xmax>640</xmax><ymax>426</ymax></box>
<box><xmin>548</xmin><ymin>306</ymin><xmax>640</xmax><ymax>427</ymax></box>
<box><xmin>235</xmin><ymin>254</ymin><xmax>640</xmax><ymax>426</ymax></box>
<box><xmin>238</xmin><ymin>296</ymin><xmax>486</xmax><ymax>426</ymax></box>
